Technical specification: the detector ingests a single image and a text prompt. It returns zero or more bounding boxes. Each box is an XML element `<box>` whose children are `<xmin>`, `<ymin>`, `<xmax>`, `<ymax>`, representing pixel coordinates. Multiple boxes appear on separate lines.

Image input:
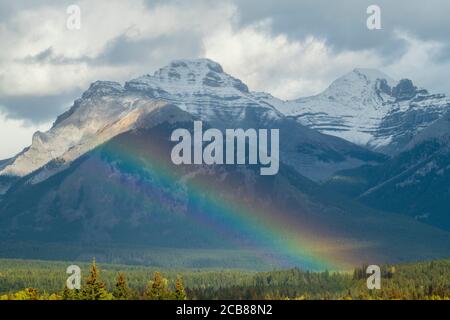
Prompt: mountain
<box><xmin>123</xmin><ymin>59</ymin><xmax>274</xmax><ymax>127</ymax></box>
<box><xmin>270</xmin><ymin>68</ymin><xmax>450</xmax><ymax>154</ymax></box>
<box><xmin>0</xmin><ymin>59</ymin><xmax>383</xmax><ymax>187</ymax></box>
<box><xmin>324</xmin><ymin>110</ymin><xmax>450</xmax><ymax>231</ymax></box>
<box><xmin>0</xmin><ymin>104</ymin><xmax>449</xmax><ymax>269</ymax></box>
<box><xmin>0</xmin><ymin>59</ymin><xmax>449</xmax><ymax>269</ymax></box>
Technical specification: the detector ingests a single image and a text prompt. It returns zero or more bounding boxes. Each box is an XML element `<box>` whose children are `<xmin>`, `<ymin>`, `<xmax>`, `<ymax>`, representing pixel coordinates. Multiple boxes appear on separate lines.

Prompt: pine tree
<box><xmin>112</xmin><ymin>273</ymin><xmax>132</xmax><ymax>300</ymax></box>
<box><xmin>174</xmin><ymin>276</ymin><xmax>187</xmax><ymax>300</ymax></box>
<box><xmin>62</xmin><ymin>286</ymin><xmax>81</xmax><ymax>300</ymax></box>
<box><xmin>81</xmin><ymin>258</ymin><xmax>113</xmax><ymax>300</ymax></box>
<box><xmin>144</xmin><ymin>272</ymin><xmax>172</xmax><ymax>300</ymax></box>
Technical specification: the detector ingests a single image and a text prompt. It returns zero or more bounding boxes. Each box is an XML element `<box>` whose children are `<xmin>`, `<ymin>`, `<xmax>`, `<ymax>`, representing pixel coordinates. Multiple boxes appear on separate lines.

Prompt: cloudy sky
<box><xmin>1</xmin><ymin>0</ymin><xmax>450</xmax><ymax>159</ymax></box>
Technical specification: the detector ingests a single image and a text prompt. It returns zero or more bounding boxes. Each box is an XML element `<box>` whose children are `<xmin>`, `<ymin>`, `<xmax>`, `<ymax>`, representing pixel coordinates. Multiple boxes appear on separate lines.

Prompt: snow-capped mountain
<box><xmin>124</xmin><ymin>59</ymin><xmax>281</xmax><ymax>126</ymax></box>
<box><xmin>0</xmin><ymin>82</ymin><xmax>163</xmax><ymax>177</ymax></box>
<box><xmin>271</xmin><ymin>68</ymin><xmax>450</xmax><ymax>154</ymax></box>
<box><xmin>1</xmin><ymin>97</ymin><xmax>448</xmax><ymax>267</ymax></box>
<box><xmin>0</xmin><ymin>59</ymin><xmax>449</xmax><ymax>267</ymax></box>
<box><xmin>325</xmin><ymin>110</ymin><xmax>450</xmax><ymax>232</ymax></box>
<box><xmin>0</xmin><ymin>59</ymin><xmax>382</xmax><ymax>186</ymax></box>
<box><xmin>0</xmin><ymin>59</ymin><xmax>280</xmax><ymax>178</ymax></box>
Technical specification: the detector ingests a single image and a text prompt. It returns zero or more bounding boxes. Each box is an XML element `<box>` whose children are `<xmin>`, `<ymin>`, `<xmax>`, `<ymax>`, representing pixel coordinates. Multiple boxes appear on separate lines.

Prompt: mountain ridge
<box><xmin>324</xmin><ymin>111</ymin><xmax>450</xmax><ymax>231</ymax></box>
<box><xmin>269</xmin><ymin>68</ymin><xmax>450</xmax><ymax>153</ymax></box>
<box><xmin>0</xmin><ymin>59</ymin><xmax>385</xmax><ymax>186</ymax></box>
<box><xmin>0</xmin><ymin>60</ymin><xmax>449</xmax><ymax>269</ymax></box>
<box><xmin>1</xmin><ymin>107</ymin><xmax>448</xmax><ymax>269</ymax></box>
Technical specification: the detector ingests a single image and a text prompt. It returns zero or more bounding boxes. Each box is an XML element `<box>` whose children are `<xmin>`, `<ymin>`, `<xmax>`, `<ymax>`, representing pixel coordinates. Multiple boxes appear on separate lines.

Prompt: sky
<box><xmin>1</xmin><ymin>0</ymin><xmax>450</xmax><ymax>159</ymax></box>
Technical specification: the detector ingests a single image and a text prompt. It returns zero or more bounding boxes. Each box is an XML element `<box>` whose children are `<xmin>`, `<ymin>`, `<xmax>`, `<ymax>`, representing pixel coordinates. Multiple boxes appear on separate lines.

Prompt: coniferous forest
<box><xmin>0</xmin><ymin>258</ymin><xmax>448</xmax><ymax>300</ymax></box>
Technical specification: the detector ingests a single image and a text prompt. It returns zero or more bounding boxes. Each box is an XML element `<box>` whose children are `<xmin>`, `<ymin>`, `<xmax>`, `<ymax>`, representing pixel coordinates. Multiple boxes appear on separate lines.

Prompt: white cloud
<box><xmin>0</xmin><ymin>0</ymin><xmax>236</xmax><ymax>96</ymax></box>
<box><xmin>0</xmin><ymin>113</ymin><xmax>51</xmax><ymax>160</ymax></box>
<box><xmin>2</xmin><ymin>0</ymin><xmax>447</xmax><ymax>100</ymax></box>
<box><xmin>0</xmin><ymin>0</ymin><xmax>237</xmax><ymax>158</ymax></box>
<box><xmin>1</xmin><ymin>0</ymin><xmax>449</xmax><ymax>159</ymax></box>
<box><xmin>385</xmin><ymin>31</ymin><xmax>450</xmax><ymax>94</ymax></box>
<box><xmin>204</xmin><ymin>20</ymin><xmax>381</xmax><ymax>99</ymax></box>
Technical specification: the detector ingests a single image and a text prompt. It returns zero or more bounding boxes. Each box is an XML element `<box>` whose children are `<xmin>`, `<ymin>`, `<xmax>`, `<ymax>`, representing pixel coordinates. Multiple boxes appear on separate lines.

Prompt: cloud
<box><xmin>384</xmin><ymin>31</ymin><xmax>450</xmax><ymax>95</ymax></box>
<box><xmin>0</xmin><ymin>91</ymin><xmax>81</xmax><ymax>123</ymax></box>
<box><xmin>1</xmin><ymin>0</ymin><xmax>450</xmax><ymax>108</ymax></box>
<box><xmin>0</xmin><ymin>112</ymin><xmax>51</xmax><ymax>160</ymax></box>
<box><xmin>204</xmin><ymin>19</ymin><xmax>381</xmax><ymax>98</ymax></box>
<box><xmin>0</xmin><ymin>0</ymin><xmax>450</xmax><ymax>159</ymax></box>
<box><xmin>0</xmin><ymin>0</ymin><xmax>235</xmax><ymax>121</ymax></box>
<box><xmin>232</xmin><ymin>0</ymin><xmax>450</xmax><ymax>57</ymax></box>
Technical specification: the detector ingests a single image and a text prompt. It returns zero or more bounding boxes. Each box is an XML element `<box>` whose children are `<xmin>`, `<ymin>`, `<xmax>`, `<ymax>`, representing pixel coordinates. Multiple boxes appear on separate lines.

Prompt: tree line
<box><xmin>0</xmin><ymin>259</ymin><xmax>449</xmax><ymax>300</ymax></box>
<box><xmin>1</xmin><ymin>260</ymin><xmax>186</xmax><ymax>300</ymax></box>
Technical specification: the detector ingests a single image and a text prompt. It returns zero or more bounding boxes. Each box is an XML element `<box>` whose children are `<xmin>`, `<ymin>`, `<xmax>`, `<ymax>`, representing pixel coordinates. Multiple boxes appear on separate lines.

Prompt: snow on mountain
<box><xmin>0</xmin><ymin>59</ymin><xmax>281</xmax><ymax>179</ymax></box>
<box><xmin>124</xmin><ymin>59</ymin><xmax>281</xmax><ymax>125</ymax></box>
<box><xmin>325</xmin><ymin>110</ymin><xmax>450</xmax><ymax>231</ymax></box>
<box><xmin>271</xmin><ymin>68</ymin><xmax>450</xmax><ymax>153</ymax></box>
<box><xmin>2</xmin><ymin>59</ymin><xmax>446</xmax><ymax>185</ymax></box>
<box><xmin>1</xmin><ymin>81</ymin><xmax>136</xmax><ymax>177</ymax></box>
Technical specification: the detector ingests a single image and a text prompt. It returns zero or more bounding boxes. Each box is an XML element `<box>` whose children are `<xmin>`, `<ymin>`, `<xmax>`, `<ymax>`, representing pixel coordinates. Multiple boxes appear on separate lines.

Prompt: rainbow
<box><xmin>92</xmin><ymin>131</ymin><xmax>364</xmax><ymax>271</ymax></box>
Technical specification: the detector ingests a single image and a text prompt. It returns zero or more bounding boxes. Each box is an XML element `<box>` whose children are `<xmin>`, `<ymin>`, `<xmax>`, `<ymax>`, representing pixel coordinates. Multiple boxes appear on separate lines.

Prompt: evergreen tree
<box><xmin>112</xmin><ymin>273</ymin><xmax>133</xmax><ymax>300</ymax></box>
<box><xmin>62</xmin><ymin>286</ymin><xmax>81</xmax><ymax>300</ymax></box>
<box><xmin>81</xmin><ymin>258</ymin><xmax>113</xmax><ymax>300</ymax></box>
<box><xmin>174</xmin><ymin>276</ymin><xmax>187</xmax><ymax>300</ymax></box>
<box><xmin>144</xmin><ymin>272</ymin><xmax>172</xmax><ymax>300</ymax></box>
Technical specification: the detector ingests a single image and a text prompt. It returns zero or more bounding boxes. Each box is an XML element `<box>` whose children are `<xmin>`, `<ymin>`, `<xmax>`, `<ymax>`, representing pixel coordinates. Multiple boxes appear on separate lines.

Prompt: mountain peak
<box><xmin>391</xmin><ymin>78</ymin><xmax>429</xmax><ymax>101</ymax></box>
<box><xmin>151</xmin><ymin>58</ymin><xmax>229</xmax><ymax>87</ymax></box>
<box><xmin>81</xmin><ymin>81</ymin><xmax>124</xmax><ymax>99</ymax></box>
<box><xmin>161</xmin><ymin>58</ymin><xmax>224</xmax><ymax>74</ymax></box>
<box><xmin>274</xmin><ymin>66</ymin><xmax>449</xmax><ymax>153</ymax></box>
<box><xmin>319</xmin><ymin>68</ymin><xmax>397</xmax><ymax>101</ymax></box>
<box><xmin>342</xmin><ymin>68</ymin><xmax>396</xmax><ymax>85</ymax></box>
<box><xmin>352</xmin><ymin>67</ymin><xmax>392</xmax><ymax>79</ymax></box>
<box><xmin>125</xmin><ymin>58</ymin><xmax>249</xmax><ymax>94</ymax></box>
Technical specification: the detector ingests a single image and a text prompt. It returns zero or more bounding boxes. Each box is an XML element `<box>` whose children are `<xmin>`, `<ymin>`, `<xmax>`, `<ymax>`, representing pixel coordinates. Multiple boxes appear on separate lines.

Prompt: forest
<box><xmin>0</xmin><ymin>258</ymin><xmax>449</xmax><ymax>300</ymax></box>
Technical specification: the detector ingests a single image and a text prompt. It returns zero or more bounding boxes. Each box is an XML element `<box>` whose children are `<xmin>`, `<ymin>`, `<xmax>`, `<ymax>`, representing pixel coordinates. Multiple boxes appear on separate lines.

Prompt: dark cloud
<box><xmin>0</xmin><ymin>90</ymin><xmax>82</xmax><ymax>124</ymax></box>
<box><xmin>19</xmin><ymin>27</ymin><xmax>205</xmax><ymax>69</ymax></box>
<box><xmin>434</xmin><ymin>43</ymin><xmax>450</xmax><ymax>63</ymax></box>
<box><xmin>4</xmin><ymin>32</ymin><xmax>205</xmax><ymax>125</ymax></box>
<box><xmin>96</xmin><ymin>33</ymin><xmax>203</xmax><ymax>66</ymax></box>
<box><xmin>1</xmin><ymin>32</ymin><xmax>204</xmax><ymax>124</ymax></box>
<box><xmin>233</xmin><ymin>0</ymin><xmax>450</xmax><ymax>61</ymax></box>
<box><xmin>1</xmin><ymin>0</ymin><xmax>450</xmax><ymax>126</ymax></box>
<box><xmin>22</xmin><ymin>47</ymin><xmax>59</xmax><ymax>64</ymax></box>
<box><xmin>21</xmin><ymin>47</ymin><xmax>95</xmax><ymax>65</ymax></box>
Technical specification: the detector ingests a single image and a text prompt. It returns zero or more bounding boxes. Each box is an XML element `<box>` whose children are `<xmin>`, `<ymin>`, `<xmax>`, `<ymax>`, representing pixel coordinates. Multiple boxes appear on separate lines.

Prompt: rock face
<box><xmin>0</xmin><ymin>59</ymin><xmax>383</xmax><ymax>186</ymax></box>
<box><xmin>391</xmin><ymin>79</ymin><xmax>423</xmax><ymax>101</ymax></box>
<box><xmin>0</xmin><ymin>59</ymin><xmax>276</xmax><ymax>178</ymax></box>
<box><xmin>123</xmin><ymin>59</ymin><xmax>282</xmax><ymax>131</ymax></box>
<box><xmin>1</xmin><ymin>104</ymin><xmax>449</xmax><ymax>269</ymax></box>
<box><xmin>0</xmin><ymin>59</ymin><xmax>449</xmax><ymax>269</ymax></box>
<box><xmin>270</xmin><ymin>69</ymin><xmax>450</xmax><ymax>154</ymax></box>
<box><xmin>324</xmin><ymin>110</ymin><xmax>450</xmax><ymax>232</ymax></box>
<box><xmin>2</xmin><ymin>62</ymin><xmax>449</xmax><ymax>181</ymax></box>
